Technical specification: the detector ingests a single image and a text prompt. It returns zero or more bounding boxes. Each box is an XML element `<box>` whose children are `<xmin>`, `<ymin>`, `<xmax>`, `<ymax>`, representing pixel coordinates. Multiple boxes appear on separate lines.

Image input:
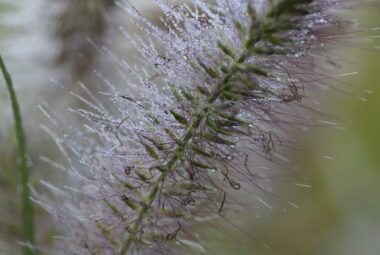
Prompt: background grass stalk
<box><xmin>0</xmin><ymin>54</ymin><xmax>36</xmax><ymax>255</ymax></box>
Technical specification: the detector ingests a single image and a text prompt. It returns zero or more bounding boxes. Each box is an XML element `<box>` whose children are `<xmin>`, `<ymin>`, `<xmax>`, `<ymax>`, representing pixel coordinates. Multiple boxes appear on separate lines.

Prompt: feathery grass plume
<box><xmin>35</xmin><ymin>0</ymin><xmax>359</xmax><ymax>254</ymax></box>
<box><xmin>53</xmin><ymin>0</ymin><xmax>115</xmax><ymax>81</ymax></box>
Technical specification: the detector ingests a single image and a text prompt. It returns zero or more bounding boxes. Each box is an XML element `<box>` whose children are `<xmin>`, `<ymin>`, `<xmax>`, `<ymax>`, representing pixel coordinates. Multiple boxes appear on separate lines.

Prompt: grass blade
<box><xmin>0</xmin><ymin>54</ymin><xmax>36</xmax><ymax>255</ymax></box>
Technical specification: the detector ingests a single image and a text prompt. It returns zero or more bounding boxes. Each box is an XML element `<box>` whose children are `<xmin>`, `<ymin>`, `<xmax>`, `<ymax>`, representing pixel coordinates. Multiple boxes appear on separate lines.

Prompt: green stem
<box><xmin>0</xmin><ymin>55</ymin><xmax>36</xmax><ymax>255</ymax></box>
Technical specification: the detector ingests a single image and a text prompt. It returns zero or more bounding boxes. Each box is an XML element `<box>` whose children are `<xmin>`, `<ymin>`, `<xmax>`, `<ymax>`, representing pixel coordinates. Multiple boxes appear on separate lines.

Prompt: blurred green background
<box><xmin>0</xmin><ymin>1</ymin><xmax>379</xmax><ymax>255</ymax></box>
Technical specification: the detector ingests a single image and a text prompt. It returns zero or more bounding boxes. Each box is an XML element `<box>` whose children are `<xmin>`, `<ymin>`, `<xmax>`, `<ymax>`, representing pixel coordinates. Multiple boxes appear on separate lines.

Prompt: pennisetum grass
<box><xmin>32</xmin><ymin>0</ymin><xmax>375</xmax><ymax>254</ymax></box>
<box><xmin>0</xmin><ymin>55</ymin><xmax>37</xmax><ymax>255</ymax></box>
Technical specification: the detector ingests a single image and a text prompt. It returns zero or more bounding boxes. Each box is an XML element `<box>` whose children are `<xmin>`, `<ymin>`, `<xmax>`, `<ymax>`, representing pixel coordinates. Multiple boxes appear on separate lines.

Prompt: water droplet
<box><xmin>226</xmin><ymin>154</ymin><xmax>233</xmax><ymax>160</ymax></box>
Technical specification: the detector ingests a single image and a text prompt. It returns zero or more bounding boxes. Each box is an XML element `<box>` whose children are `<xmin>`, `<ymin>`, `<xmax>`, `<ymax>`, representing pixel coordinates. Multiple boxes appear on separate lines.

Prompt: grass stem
<box><xmin>0</xmin><ymin>54</ymin><xmax>36</xmax><ymax>255</ymax></box>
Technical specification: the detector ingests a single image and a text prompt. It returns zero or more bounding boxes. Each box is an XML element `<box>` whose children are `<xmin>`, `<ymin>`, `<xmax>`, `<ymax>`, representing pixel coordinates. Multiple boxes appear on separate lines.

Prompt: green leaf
<box><xmin>181</xmin><ymin>87</ymin><xmax>195</xmax><ymax>102</ymax></box>
<box><xmin>207</xmin><ymin>120</ymin><xmax>234</xmax><ymax>136</ymax></box>
<box><xmin>164</xmin><ymin>128</ymin><xmax>183</xmax><ymax>145</ymax></box>
<box><xmin>263</xmin><ymin>34</ymin><xmax>286</xmax><ymax>46</ymax></box>
<box><xmin>121</xmin><ymin>195</ymin><xmax>138</xmax><ymax>211</ymax></box>
<box><xmin>142</xmin><ymin>142</ymin><xmax>159</xmax><ymax>160</ymax></box>
<box><xmin>144</xmin><ymin>136</ymin><xmax>168</xmax><ymax>151</ymax></box>
<box><xmin>217</xmin><ymin>41</ymin><xmax>236</xmax><ymax>58</ymax></box>
<box><xmin>97</xmin><ymin>223</ymin><xmax>119</xmax><ymax>246</ymax></box>
<box><xmin>190</xmin><ymin>144</ymin><xmax>212</xmax><ymax>157</ymax></box>
<box><xmin>169</xmin><ymin>83</ymin><xmax>182</xmax><ymax>101</ymax></box>
<box><xmin>104</xmin><ymin>199</ymin><xmax>125</xmax><ymax>220</ymax></box>
<box><xmin>219</xmin><ymin>112</ymin><xmax>249</xmax><ymax>124</ymax></box>
<box><xmin>196</xmin><ymin>86</ymin><xmax>210</xmax><ymax>96</ymax></box>
<box><xmin>161</xmin><ymin>209</ymin><xmax>184</xmax><ymax>218</ymax></box>
<box><xmin>189</xmin><ymin>159</ymin><xmax>211</xmax><ymax>169</ymax></box>
<box><xmin>170</xmin><ymin>110</ymin><xmax>189</xmax><ymax>125</ymax></box>
<box><xmin>136</xmin><ymin>169</ymin><xmax>151</xmax><ymax>182</ymax></box>
<box><xmin>198</xmin><ymin>59</ymin><xmax>219</xmax><ymax>78</ymax></box>
<box><xmin>236</xmin><ymin>63</ymin><xmax>268</xmax><ymax>76</ymax></box>
<box><xmin>146</xmin><ymin>113</ymin><xmax>161</xmax><ymax>125</ymax></box>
